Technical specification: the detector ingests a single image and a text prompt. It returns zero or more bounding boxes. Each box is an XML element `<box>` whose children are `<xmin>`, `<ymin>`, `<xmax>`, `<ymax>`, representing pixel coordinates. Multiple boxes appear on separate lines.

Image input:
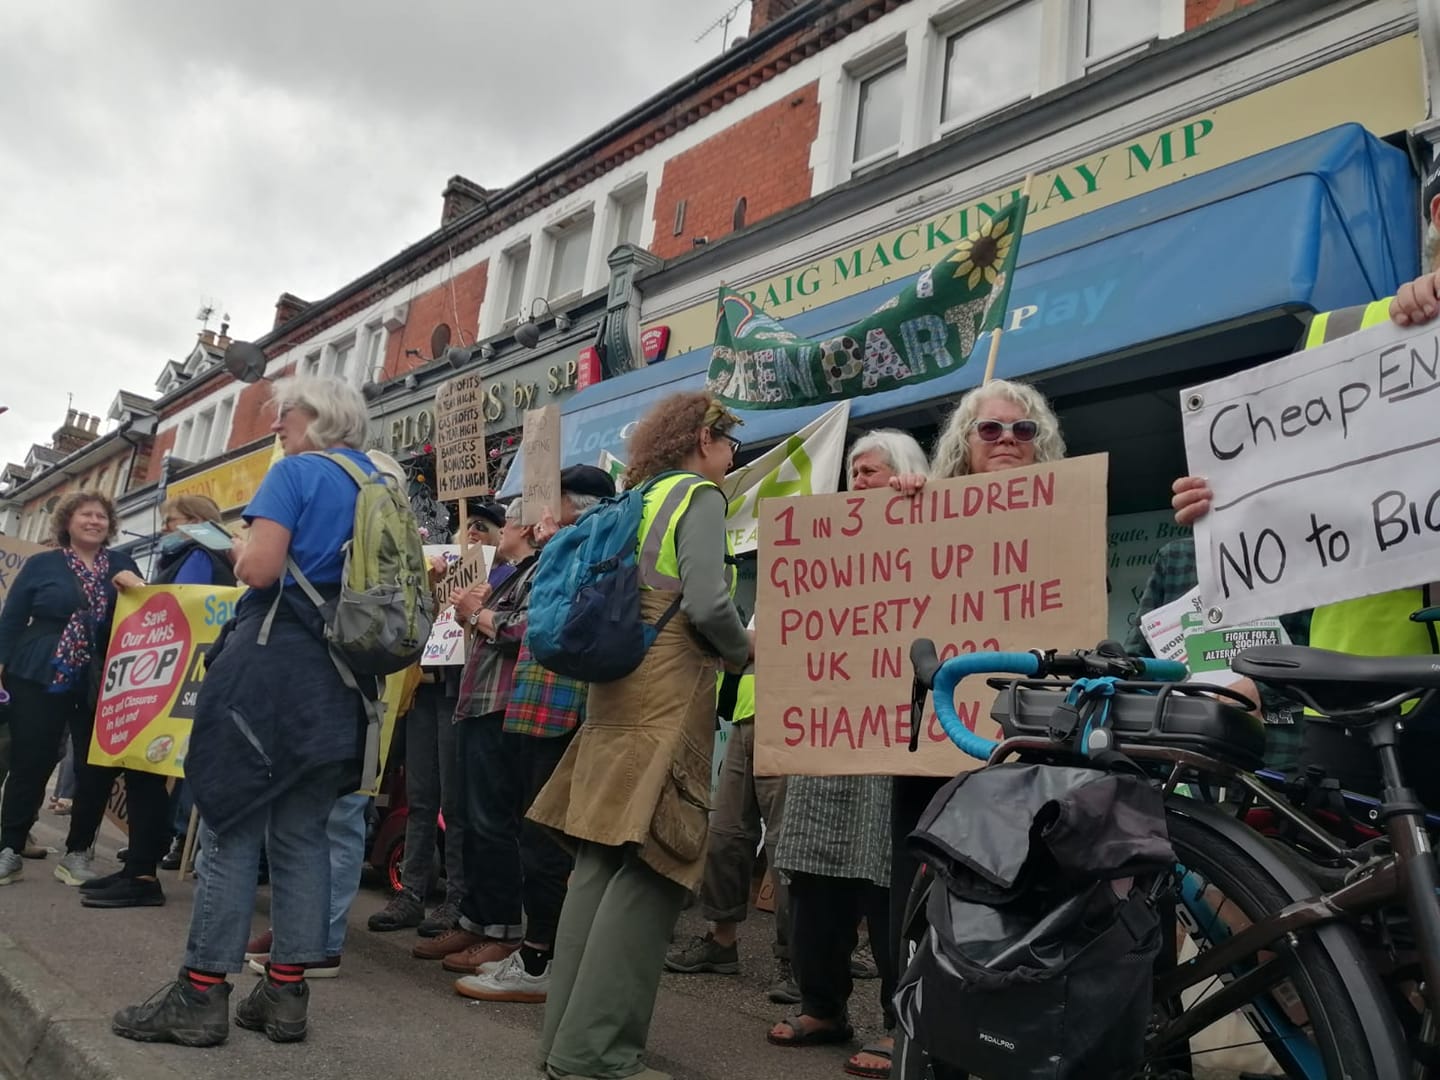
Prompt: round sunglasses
<box><xmin>970</xmin><ymin>418</ymin><xmax>1039</xmax><ymax>443</ymax></box>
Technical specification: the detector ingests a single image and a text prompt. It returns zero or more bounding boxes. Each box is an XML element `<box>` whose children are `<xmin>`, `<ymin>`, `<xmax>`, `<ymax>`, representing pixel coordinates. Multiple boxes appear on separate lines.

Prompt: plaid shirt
<box><xmin>504</xmin><ymin>641</ymin><xmax>587</xmax><ymax>737</ymax></box>
<box><xmin>1124</xmin><ymin>538</ymin><xmax>1311</xmax><ymax>769</ymax></box>
<box><xmin>454</xmin><ymin>555</ymin><xmax>538</xmax><ymax>720</ymax></box>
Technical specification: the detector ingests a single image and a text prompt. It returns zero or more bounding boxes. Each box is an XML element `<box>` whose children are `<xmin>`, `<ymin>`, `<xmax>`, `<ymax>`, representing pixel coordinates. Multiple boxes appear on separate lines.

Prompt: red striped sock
<box><xmin>185</xmin><ymin>968</ymin><xmax>226</xmax><ymax>993</ymax></box>
<box><xmin>267</xmin><ymin>962</ymin><xmax>305</xmax><ymax>987</ymax></box>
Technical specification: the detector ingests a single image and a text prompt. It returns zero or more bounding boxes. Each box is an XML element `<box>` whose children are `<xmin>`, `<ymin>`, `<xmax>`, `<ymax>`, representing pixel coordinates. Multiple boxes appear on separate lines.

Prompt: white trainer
<box><xmin>454</xmin><ymin>950</ymin><xmax>549</xmax><ymax>1003</ymax></box>
<box><xmin>0</xmin><ymin>847</ymin><xmax>22</xmax><ymax>885</ymax></box>
<box><xmin>54</xmin><ymin>849</ymin><xmax>98</xmax><ymax>885</ymax></box>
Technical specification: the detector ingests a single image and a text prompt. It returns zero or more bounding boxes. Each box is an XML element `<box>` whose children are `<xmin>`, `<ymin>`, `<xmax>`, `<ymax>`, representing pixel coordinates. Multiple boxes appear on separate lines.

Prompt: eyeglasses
<box><xmin>717</xmin><ymin>431</ymin><xmax>742</xmax><ymax>455</ymax></box>
<box><xmin>970</xmin><ymin>418</ymin><xmax>1039</xmax><ymax>443</ymax></box>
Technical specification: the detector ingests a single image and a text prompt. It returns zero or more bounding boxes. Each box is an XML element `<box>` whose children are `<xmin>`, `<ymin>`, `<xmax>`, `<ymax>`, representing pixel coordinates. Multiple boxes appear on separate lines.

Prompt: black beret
<box><xmin>560</xmin><ymin>464</ymin><xmax>617</xmax><ymax>500</ymax></box>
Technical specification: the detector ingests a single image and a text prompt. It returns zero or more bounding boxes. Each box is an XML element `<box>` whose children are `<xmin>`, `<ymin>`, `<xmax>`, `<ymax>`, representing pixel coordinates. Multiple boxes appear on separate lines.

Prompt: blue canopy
<box><xmin>498</xmin><ymin>123</ymin><xmax>1416</xmax><ymax>496</ymax></box>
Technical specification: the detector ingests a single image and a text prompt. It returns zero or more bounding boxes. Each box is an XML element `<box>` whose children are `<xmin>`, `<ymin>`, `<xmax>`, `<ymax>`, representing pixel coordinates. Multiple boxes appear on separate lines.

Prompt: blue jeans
<box><xmin>327</xmin><ymin>793</ymin><xmax>370</xmax><ymax>957</ymax></box>
<box><xmin>183</xmin><ymin>764</ymin><xmax>343</xmax><ymax>973</ymax></box>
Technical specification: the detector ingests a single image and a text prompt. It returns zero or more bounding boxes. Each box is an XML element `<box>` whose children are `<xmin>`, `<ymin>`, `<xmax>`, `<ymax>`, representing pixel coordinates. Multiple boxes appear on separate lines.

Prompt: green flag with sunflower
<box><xmin>706</xmin><ymin>196</ymin><xmax>1027</xmax><ymax>409</ymax></box>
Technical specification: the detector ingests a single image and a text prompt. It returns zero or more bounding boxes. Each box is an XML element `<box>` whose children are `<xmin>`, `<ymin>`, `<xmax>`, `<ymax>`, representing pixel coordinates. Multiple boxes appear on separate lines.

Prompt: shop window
<box><xmin>852</xmin><ymin>61</ymin><xmax>906</xmax><ymax>175</ymax></box>
<box><xmin>1082</xmin><ymin>0</ymin><xmax>1164</xmax><ymax>71</ymax></box>
<box><xmin>502</xmin><ymin>243</ymin><xmax>531</xmax><ymax>324</ymax></box>
<box><xmin>939</xmin><ymin>1</ymin><xmax>1042</xmax><ymax>133</ymax></box>
<box><xmin>547</xmin><ymin>215</ymin><xmax>593</xmax><ymax>302</ymax></box>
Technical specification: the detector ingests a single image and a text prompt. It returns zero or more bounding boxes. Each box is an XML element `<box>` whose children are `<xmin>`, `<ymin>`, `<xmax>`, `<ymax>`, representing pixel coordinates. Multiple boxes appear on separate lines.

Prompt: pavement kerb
<box><xmin>0</xmin><ymin>930</ymin><xmax>188</xmax><ymax>1080</ymax></box>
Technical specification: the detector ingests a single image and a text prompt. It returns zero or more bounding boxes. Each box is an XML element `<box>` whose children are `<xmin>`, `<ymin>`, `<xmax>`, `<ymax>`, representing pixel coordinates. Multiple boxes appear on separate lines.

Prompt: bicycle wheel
<box><xmin>1149</xmin><ymin>811</ymin><xmax>1390</xmax><ymax>1079</ymax></box>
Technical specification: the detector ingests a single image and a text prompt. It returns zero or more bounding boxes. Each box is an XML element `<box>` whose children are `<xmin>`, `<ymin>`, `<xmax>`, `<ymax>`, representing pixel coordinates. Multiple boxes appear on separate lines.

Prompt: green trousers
<box><xmin>540</xmin><ymin>840</ymin><xmax>688</xmax><ymax>1079</ymax></box>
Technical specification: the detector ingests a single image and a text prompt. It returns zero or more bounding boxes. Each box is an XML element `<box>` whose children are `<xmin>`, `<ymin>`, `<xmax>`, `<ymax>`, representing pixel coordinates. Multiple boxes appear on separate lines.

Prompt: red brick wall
<box><xmin>1185</xmin><ymin>0</ymin><xmax>1259</xmax><ymax>29</ymax></box>
<box><xmin>228</xmin><ymin>374</ymin><xmax>291</xmax><ymax>450</ymax></box>
<box><xmin>650</xmin><ymin>82</ymin><xmax>821</xmax><ymax>260</ymax></box>
<box><xmin>144</xmin><ymin>428</ymin><xmax>178</xmax><ymax>484</ymax></box>
<box><xmin>386</xmin><ymin>260</ymin><xmax>489</xmax><ymax>378</ymax></box>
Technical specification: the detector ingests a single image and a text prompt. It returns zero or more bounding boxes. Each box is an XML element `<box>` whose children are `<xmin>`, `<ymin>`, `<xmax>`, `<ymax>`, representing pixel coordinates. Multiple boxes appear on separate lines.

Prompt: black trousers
<box><xmin>889</xmin><ymin>775</ymin><xmax>947</xmax><ymax>979</ymax></box>
<box><xmin>789</xmin><ymin>872</ymin><xmax>897</xmax><ymax>1028</ymax></box>
<box><xmin>457</xmin><ymin>712</ymin><xmax>574</xmax><ymax>947</ymax></box>
<box><xmin>0</xmin><ymin>675</ymin><xmax>107</xmax><ymax>854</ymax></box>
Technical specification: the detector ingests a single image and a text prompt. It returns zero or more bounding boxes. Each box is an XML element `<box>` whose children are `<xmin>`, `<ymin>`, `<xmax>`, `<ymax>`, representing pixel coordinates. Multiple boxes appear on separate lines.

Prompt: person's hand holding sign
<box><xmin>451</xmin><ymin>582</ymin><xmax>491</xmax><ymax>620</ymax></box>
<box><xmin>1391</xmin><ymin>269</ymin><xmax>1440</xmax><ymax>326</ymax></box>
<box><xmin>112</xmin><ymin>570</ymin><xmax>146</xmax><ymax>591</ymax></box>
<box><xmin>1171</xmin><ymin>475</ymin><xmax>1213</xmax><ymax>526</ymax></box>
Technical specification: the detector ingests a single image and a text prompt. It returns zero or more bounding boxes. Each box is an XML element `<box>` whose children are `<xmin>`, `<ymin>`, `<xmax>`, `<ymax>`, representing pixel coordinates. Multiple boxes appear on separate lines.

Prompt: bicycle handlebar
<box><xmin>910</xmin><ymin>641</ymin><xmax>1190</xmax><ymax>761</ymax></box>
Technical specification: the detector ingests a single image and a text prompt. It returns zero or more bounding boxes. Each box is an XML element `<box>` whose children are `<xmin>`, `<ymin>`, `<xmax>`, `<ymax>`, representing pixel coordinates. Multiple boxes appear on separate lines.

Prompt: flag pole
<box><xmin>983</xmin><ymin>173</ymin><xmax>1034</xmax><ymax>385</ymax></box>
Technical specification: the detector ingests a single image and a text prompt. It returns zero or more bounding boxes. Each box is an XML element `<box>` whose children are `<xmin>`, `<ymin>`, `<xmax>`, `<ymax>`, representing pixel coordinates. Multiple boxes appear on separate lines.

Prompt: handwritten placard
<box><xmin>1182</xmin><ymin>318</ymin><xmax>1440</xmax><ymax>626</ymax></box>
<box><xmin>521</xmin><ymin>404</ymin><xmax>562</xmax><ymax>525</ymax></box>
<box><xmin>0</xmin><ymin>535</ymin><xmax>45</xmax><ymax>611</ymax></box>
<box><xmin>753</xmin><ymin>455</ymin><xmax>1108</xmax><ymax>777</ymax></box>
<box><xmin>434</xmin><ymin>372</ymin><xmax>488</xmax><ymax>501</ymax></box>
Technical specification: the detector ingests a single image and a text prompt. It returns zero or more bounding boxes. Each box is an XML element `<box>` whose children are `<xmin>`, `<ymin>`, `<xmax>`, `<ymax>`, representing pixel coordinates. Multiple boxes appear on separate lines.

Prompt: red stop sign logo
<box><xmin>95</xmin><ymin>592</ymin><xmax>193</xmax><ymax>755</ymax></box>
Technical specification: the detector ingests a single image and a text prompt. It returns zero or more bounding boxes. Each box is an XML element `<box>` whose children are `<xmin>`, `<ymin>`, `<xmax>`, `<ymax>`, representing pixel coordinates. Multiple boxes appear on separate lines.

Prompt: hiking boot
<box><xmin>851</xmin><ymin>941</ymin><xmax>879</xmax><ymax>980</ymax></box>
<box><xmin>54</xmin><ymin>849</ymin><xmax>98</xmax><ymax>885</ymax></box>
<box><xmin>0</xmin><ymin>847</ymin><xmax>22</xmax><ymax>885</ymax></box>
<box><xmin>441</xmin><ymin>937</ymin><xmax>521</xmax><ymax>974</ymax></box>
<box><xmin>234</xmin><ymin>975</ymin><xmax>309</xmax><ymax>1042</ymax></box>
<box><xmin>417</xmin><ymin>898</ymin><xmax>461</xmax><ymax>938</ymax></box>
<box><xmin>160</xmin><ymin>836</ymin><xmax>184</xmax><ymax>871</ymax></box>
<box><xmin>767</xmin><ymin>959</ymin><xmax>800</xmax><ymax>1004</ymax></box>
<box><xmin>81</xmin><ymin>874</ymin><xmax>165</xmax><ymax>909</ymax></box>
<box><xmin>664</xmin><ymin>933</ymin><xmax>739</xmax><ymax>975</ymax></box>
<box><xmin>412</xmin><ymin>926</ymin><xmax>485</xmax><ymax>960</ymax></box>
<box><xmin>245</xmin><ymin>929</ymin><xmax>274</xmax><ymax>963</ymax></box>
<box><xmin>454</xmin><ymin>950</ymin><xmax>549</xmax><ymax>1003</ymax></box>
<box><xmin>368</xmin><ymin>889</ymin><xmax>424</xmax><ymax>932</ymax></box>
<box><xmin>112</xmin><ymin>975</ymin><xmax>231</xmax><ymax>1047</ymax></box>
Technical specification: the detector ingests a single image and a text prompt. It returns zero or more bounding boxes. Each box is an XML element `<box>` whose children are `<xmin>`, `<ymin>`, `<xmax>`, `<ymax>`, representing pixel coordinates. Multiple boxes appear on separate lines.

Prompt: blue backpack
<box><xmin>526</xmin><ymin>473</ymin><xmax>686</xmax><ymax>682</ymax></box>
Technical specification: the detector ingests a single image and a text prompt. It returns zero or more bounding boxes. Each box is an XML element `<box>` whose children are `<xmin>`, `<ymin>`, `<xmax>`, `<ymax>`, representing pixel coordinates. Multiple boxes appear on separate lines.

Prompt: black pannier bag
<box><xmin>894</xmin><ymin>762</ymin><xmax>1176</xmax><ymax>1080</ymax></box>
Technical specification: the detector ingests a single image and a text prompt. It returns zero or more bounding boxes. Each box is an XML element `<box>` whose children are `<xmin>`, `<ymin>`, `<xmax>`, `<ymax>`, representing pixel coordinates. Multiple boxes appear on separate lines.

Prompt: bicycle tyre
<box><xmin>1154</xmin><ymin>812</ymin><xmax>1387</xmax><ymax>1079</ymax></box>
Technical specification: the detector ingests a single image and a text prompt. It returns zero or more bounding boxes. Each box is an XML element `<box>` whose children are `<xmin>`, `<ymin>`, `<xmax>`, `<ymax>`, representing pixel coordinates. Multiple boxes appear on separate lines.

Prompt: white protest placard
<box><xmin>0</xmin><ymin>535</ymin><xmax>45</xmax><ymax>611</ymax></box>
<box><xmin>754</xmin><ymin>455</ymin><xmax>1109</xmax><ymax>777</ymax></box>
<box><xmin>421</xmin><ymin>544</ymin><xmax>466</xmax><ymax>665</ymax></box>
<box><xmin>1181</xmin><ymin>319</ymin><xmax>1440</xmax><ymax>626</ymax></box>
<box><xmin>722</xmin><ymin>401</ymin><xmax>849</xmax><ymax>554</ymax></box>
<box><xmin>521</xmin><ymin>404</ymin><xmax>562</xmax><ymax>525</ymax></box>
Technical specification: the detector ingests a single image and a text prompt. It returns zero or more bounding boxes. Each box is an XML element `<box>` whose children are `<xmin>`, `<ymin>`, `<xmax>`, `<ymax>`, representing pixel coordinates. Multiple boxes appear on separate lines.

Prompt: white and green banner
<box><xmin>721</xmin><ymin>401</ymin><xmax>850</xmax><ymax>553</ymax></box>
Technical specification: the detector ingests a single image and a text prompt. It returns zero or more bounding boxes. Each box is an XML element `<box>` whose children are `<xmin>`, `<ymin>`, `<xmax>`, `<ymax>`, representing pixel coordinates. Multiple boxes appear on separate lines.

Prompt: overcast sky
<box><xmin>0</xmin><ymin>0</ymin><xmax>753</xmax><ymax>467</ymax></box>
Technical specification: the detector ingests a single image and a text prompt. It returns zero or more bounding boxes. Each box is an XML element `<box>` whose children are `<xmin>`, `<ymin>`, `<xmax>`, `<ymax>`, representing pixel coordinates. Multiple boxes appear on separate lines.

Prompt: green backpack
<box><xmin>299</xmin><ymin>451</ymin><xmax>434</xmax><ymax>676</ymax></box>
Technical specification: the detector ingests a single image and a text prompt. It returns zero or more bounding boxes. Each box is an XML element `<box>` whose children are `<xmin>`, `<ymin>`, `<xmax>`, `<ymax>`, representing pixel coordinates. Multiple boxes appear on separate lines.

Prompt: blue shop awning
<box><xmin>498</xmin><ymin>123</ymin><xmax>1417</xmax><ymax>496</ymax></box>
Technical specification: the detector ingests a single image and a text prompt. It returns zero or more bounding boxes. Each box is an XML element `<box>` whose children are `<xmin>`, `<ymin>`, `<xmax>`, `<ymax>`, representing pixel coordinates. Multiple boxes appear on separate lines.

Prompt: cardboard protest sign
<box><xmin>421</xmin><ymin>544</ymin><xmax>466</xmax><ymax>665</ymax></box>
<box><xmin>521</xmin><ymin>404</ymin><xmax>562</xmax><ymax>525</ymax></box>
<box><xmin>434</xmin><ymin>372</ymin><xmax>488</xmax><ymax>501</ymax></box>
<box><xmin>722</xmin><ymin>401</ymin><xmax>849</xmax><ymax>554</ymax></box>
<box><xmin>88</xmin><ymin>584</ymin><xmax>245</xmax><ymax>777</ymax></box>
<box><xmin>1182</xmin><ymin>319</ymin><xmax>1440</xmax><ymax>626</ymax></box>
<box><xmin>0</xmin><ymin>535</ymin><xmax>45</xmax><ymax>611</ymax></box>
<box><xmin>754</xmin><ymin>455</ymin><xmax>1108</xmax><ymax>776</ymax></box>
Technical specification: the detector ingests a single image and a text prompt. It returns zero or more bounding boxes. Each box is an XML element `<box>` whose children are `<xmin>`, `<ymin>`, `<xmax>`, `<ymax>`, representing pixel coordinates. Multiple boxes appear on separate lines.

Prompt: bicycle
<box><xmin>896</xmin><ymin>637</ymin><xmax>1440</xmax><ymax>1079</ymax></box>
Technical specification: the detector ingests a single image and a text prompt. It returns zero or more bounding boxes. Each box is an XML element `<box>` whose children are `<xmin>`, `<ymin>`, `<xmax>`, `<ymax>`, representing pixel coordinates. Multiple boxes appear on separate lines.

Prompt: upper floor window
<box><xmin>212</xmin><ymin>396</ymin><xmax>235</xmax><ymax>457</ymax></box>
<box><xmin>331</xmin><ymin>339</ymin><xmax>355</xmax><ymax>384</ymax></box>
<box><xmin>1082</xmin><ymin>0</ymin><xmax>1164</xmax><ymax>70</ymax></box>
<box><xmin>362</xmin><ymin>323</ymin><xmax>385</xmax><ymax>380</ymax></box>
<box><xmin>547</xmin><ymin>215</ymin><xmax>593</xmax><ymax>302</ymax></box>
<box><xmin>303</xmin><ymin>352</ymin><xmax>321</xmax><ymax>378</ymax></box>
<box><xmin>610</xmin><ymin>185</ymin><xmax>647</xmax><ymax>251</ymax></box>
<box><xmin>502</xmin><ymin>243</ymin><xmax>531</xmax><ymax>325</ymax></box>
<box><xmin>853</xmin><ymin>61</ymin><xmax>906</xmax><ymax>174</ymax></box>
<box><xmin>940</xmin><ymin>1</ymin><xmax>1042</xmax><ymax>133</ymax></box>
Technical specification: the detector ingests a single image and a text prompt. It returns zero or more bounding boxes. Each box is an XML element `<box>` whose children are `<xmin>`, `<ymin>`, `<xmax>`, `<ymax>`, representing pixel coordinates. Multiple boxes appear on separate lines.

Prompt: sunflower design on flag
<box><xmin>947</xmin><ymin>212</ymin><xmax>1015</xmax><ymax>289</ymax></box>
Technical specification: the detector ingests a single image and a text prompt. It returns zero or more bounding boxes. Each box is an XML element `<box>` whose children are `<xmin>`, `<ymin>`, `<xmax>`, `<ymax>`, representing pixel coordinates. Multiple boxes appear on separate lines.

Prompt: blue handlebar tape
<box><xmin>1134</xmin><ymin>657</ymin><xmax>1188</xmax><ymax>682</ymax></box>
<box><xmin>931</xmin><ymin>652</ymin><xmax>1041</xmax><ymax>761</ymax></box>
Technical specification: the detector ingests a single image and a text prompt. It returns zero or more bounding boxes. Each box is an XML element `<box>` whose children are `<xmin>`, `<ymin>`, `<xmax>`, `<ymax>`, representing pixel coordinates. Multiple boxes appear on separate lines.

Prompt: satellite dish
<box><xmin>224</xmin><ymin>341</ymin><xmax>269</xmax><ymax>383</ymax></box>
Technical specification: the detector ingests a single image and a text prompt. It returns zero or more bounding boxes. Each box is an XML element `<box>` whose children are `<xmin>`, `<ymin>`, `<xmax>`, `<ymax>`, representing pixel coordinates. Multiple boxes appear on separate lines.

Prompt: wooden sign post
<box><xmin>521</xmin><ymin>404</ymin><xmax>563</xmax><ymax>525</ymax></box>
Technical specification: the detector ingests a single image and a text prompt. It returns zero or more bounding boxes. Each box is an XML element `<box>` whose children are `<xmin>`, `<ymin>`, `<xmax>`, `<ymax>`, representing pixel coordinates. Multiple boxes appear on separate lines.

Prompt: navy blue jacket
<box><xmin>0</xmin><ymin>547</ymin><xmax>141</xmax><ymax>688</ymax></box>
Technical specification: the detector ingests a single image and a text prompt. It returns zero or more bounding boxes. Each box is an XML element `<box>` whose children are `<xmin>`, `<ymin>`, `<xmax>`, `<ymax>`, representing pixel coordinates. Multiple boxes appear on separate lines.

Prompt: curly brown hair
<box><xmin>623</xmin><ymin>392</ymin><xmax>741</xmax><ymax>488</ymax></box>
<box><xmin>53</xmin><ymin>490</ymin><xmax>119</xmax><ymax>547</ymax></box>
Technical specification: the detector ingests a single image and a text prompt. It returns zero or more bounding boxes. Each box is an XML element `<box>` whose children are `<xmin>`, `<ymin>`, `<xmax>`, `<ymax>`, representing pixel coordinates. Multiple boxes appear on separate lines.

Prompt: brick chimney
<box><xmin>273</xmin><ymin>292</ymin><xmax>310</xmax><ymax>330</ymax></box>
<box><xmin>52</xmin><ymin>409</ymin><xmax>98</xmax><ymax>456</ymax></box>
<box><xmin>441</xmin><ymin>175</ymin><xmax>490</xmax><ymax>226</ymax></box>
<box><xmin>750</xmin><ymin>0</ymin><xmax>803</xmax><ymax>35</ymax></box>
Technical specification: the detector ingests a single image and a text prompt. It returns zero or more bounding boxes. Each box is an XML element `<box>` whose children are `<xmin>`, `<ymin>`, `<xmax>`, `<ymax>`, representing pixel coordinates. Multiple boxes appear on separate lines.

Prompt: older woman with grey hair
<box><xmin>115</xmin><ymin>375</ymin><xmax>384</xmax><ymax>1048</ymax></box>
<box><xmin>766</xmin><ymin>429</ymin><xmax>928</xmax><ymax>1079</ymax></box>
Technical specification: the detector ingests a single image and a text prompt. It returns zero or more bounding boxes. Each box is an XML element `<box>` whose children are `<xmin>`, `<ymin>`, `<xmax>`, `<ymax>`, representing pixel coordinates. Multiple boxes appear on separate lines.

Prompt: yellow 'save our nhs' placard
<box><xmin>88</xmin><ymin>584</ymin><xmax>406</xmax><ymax>792</ymax></box>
